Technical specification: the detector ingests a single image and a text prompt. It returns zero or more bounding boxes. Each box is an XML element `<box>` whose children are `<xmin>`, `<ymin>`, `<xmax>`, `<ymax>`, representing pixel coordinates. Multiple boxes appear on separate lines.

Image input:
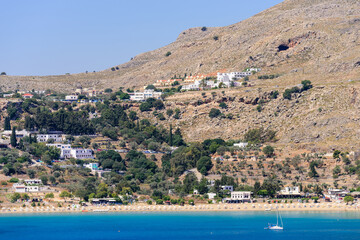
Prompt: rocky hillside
<box><xmin>1</xmin><ymin>0</ymin><xmax>359</xmax><ymax>92</ymax></box>
<box><xmin>134</xmin><ymin>81</ymin><xmax>360</xmax><ymax>153</ymax></box>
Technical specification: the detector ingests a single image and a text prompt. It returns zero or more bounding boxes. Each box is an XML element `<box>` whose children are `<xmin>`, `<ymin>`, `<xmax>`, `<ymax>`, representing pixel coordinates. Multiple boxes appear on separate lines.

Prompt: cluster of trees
<box><xmin>283</xmin><ymin>80</ymin><xmax>313</xmax><ymax>100</ymax></box>
<box><xmin>24</xmin><ymin>108</ymin><xmax>95</xmax><ymax>135</ymax></box>
<box><xmin>139</xmin><ymin>98</ymin><xmax>165</xmax><ymax>112</ymax></box>
<box><xmin>244</xmin><ymin>128</ymin><xmax>277</xmax><ymax>144</ymax></box>
<box><xmin>258</xmin><ymin>74</ymin><xmax>280</xmax><ymax>80</ymax></box>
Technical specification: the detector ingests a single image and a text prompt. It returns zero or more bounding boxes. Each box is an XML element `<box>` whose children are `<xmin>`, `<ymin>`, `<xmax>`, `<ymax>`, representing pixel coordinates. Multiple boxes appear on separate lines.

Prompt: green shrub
<box><xmin>9</xmin><ymin>178</ymin><xmax>19</xmax><ymax>183</ymax></box>
<box><xmin>209</xmin><ymin>108</ymin><xmax>221</xmax><ymax>118</ymax></box>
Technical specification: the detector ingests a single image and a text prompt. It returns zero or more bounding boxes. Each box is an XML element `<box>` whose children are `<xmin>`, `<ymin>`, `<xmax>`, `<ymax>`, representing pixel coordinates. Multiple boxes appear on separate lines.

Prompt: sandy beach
<box><xmin>1</xmin><ymin>202</ymin><xmax>360</xmax><ymax>214</ymax></box>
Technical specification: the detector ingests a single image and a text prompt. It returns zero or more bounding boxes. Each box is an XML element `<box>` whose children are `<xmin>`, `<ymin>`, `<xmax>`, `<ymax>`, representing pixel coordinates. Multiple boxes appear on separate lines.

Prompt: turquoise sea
<box><xmin>1</xmin><ymin>211</ymin><xmax>360</xmax><ymax>240</ymax></box>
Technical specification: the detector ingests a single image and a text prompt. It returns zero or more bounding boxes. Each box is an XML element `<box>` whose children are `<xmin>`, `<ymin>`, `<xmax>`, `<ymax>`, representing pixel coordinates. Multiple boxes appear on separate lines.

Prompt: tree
<box><xmin>4</xmin><ymin>117</ymin><xmax>11</xmax><ymax>130</ymax></box>
<box><xmin>209</xmin><ymin>108</ymin><xmax>221</xmax><ymax>118</ymax></box>
<box><xmin>201</xmin><ymin>26</ymin><xmax>207</xmax><ymax>31</ymax></box>
<box><xmin>344</xmin><ymin>195</ymin><xmax>354</xmax><ymax>204</ymax></box>
<box><xmin>145</xmin><ymin>85</ymin><xmax>156</xmax><ymax>90</ymax></box>
<box><xmin>0</xmin><ymin>72</ymin><xmax>6</xmax><ymax>75</ymax></box>
<box><xmin>60</xmin><ymin>191</ymin><xmax>72</xmax><ymax>201</ymax></box>
<box><xmin>153</xmin><ymin>100</ymin><xmax>164</xmax><ymax>110</ymax></box>
<box><xmin>139</xmin><ymin>102</ymin><xmax>152</xmax><ymax>112</ymax></box>
<box><xmin>104</xmin><ymin>88</ymin><xmax>113</xmax><ymax>93</ymax></box>
<box><xmin>197</xmin><ymin>156</ymin><xmax>213</xmax><ymax>175</ymax></box>
<box><xmin>263</xmin><ymin>146</ymin><xmax>275</xmax><ymax>158</ymax></box>
<box><xmin>165</xmin><ymin>51</ymin><xmax>171</xmax><ymax>57</ymax></box>
<box><xmin>219</xmin><ymin>102</ymin><xmax>227</xmax><ymax>109</ymax></box>
<box><xmin>309</xmin><ymin>161</ymin><xmax>319</xmax><ymax>178</ymax></box>
<box><xmin>301</xmin><ymin>80</ymin><xmax>313</xmax><ymax>91</ymax></box>
<box><xmin>40</xmin><ymin>176</ymin><xmax>48</xmax><ymax>185</ymax></box>
<box><xmin>45</xmin><ymin>193</ymin><xmax>54</xmax><ymax>199</ymax></box>
<box><xmin>27</xmin><ymin>169</ymin><xmax>36</xmax><ymax>179</ymax></box>
<box><xmin>332</xmin><ymin>166</ymin><xmax>341</xmax><ymax>178</ymax></box>
<box><xmin>169</xmin><ymin>124</ymin><xmax>173</xmax><ymax>146</ymax></box>
<box><xmin>166</xmin><ymin>109</ymin><xmax>174</xmax><ymax>117</ymax></box>
<box><xmin>129</xmin><ymin>111</ymin><xmax>137</xmax><ymax>121</ymax></box>
<box><xmin>333</xmin><ymin>150</ymin><xmax>341</xmax><ymax>159</ymax></box>
<box><xmin>10</xmin><ymin>127</ymin><xmax>17</xmax><ymax>147</ymax></box>
<box><xmin>283</xmin><ymin>89</ymin><xmax>292</xmax><ymax>100</ymax></box>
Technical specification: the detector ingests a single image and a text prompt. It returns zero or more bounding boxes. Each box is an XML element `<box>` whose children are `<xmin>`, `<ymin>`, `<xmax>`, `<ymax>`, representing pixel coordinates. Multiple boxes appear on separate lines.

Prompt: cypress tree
<box><xmin>10</xmin><ymin>127</ymin><xmax>17</xmax><ymax>147</ymax></box>
<box><xmin>169</xmin><ymin>124</ymin><xmax>173</xmax><ymax>146</ymax></box>
<box><xmin>4</xmin><ymin>117</ymin><xmax>11</xmax><ymax>130</ymax></box>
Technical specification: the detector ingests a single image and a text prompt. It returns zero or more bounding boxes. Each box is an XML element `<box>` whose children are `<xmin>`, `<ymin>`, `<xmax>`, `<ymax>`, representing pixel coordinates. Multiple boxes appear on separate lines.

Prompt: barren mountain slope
<box><xmin>1</xmin><ymin>0</ymin><xmax>359</xmax><ymax>92</ymax></box>
<box><xmin>135</xmin><ymin>80</ymin><xmax>360</xmax><ymax>152</ymax></box>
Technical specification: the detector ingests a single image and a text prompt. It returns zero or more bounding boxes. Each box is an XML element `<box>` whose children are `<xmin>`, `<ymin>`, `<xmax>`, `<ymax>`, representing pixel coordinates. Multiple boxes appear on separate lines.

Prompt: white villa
<box><xmin>1</xmin><ymin>129</ymin><xmax>31</xmax><ymax>139</ymax></box>
<box><xmin>324</xmin><ymin>189</ymin><xmax>350</xmax><ymax>200</ymax></box>
<box><xmin>24</xmin><ymin>179</ymin><xmax>42</xmax><ymax>185</ymax></box>
<box><xmin>277</xmin><ymin>186</ymin><xmax>302</xmax><ymax>198</ymax></box>
<box><xmin>217</xmin><ymin>72</ymin><xmax>251</xmax><ymax>82</ymax></box>
<box><xmin>65</xmin><ymin>95</ymin><xmax>78</xmax><ymax>101</ymax></box>
<box><xmin>208</xmin><ymin>193</ymin><xmax>217</xmax><ymax>199</ymax></box>
<box><xmin>181</xmin><ymin>81</ymin><xmax>200</xmax><ymax>91</ymax></box>
<box><xmin>13</xmin><ymin>184</ymin><xmax>39</xmax><ymax>193</ymax></box>
<box><xmin>37</xmin><ymin>133</ymin><xmax>63</xmax><ymax>143</ymax></box>
<box><xmin>223</xmin><ymin>191</ymin><xmax>252</xmax><ymax>203</ymax></box>
<box><xmin>46</xmin><ymin>144</ymin><xmax>93</xmax><ymax>159</ymax></box>
<box><xmin>84</xmin><ymin>162</ymin><xmax>99</xmax><ymax>171</ymax></box>
<box><xmin>234</xmin><ymin>142</ymin><xmax>248</xmax><ymax>148</ymax></box>
<box><xmin>13</xmin><ymin>179</ymin><xmax>43</xmax><ymax>193</ymax></box>
<box><xmin>130</xmin><ymin>89</ymin><xmax>162</xmax><ymax>101</ymax></box>
<box><xmin>221</xmin><ymin>185</ymin><xmax>234</xmax><ymax>192</ymax></box>
<box><xmin>230</xmin><ymin>191</ymin><xmax>252</xmax><ymax>202</ymax></box>
<box><xmin>70</xmin><ymin>149</ymin><xmax>94</xmax><ymax>159</ymax></box>
<box><xmin>46</xmin><ymin>144</ymin><xmax>71</xmax><ymax>159</ymax></box>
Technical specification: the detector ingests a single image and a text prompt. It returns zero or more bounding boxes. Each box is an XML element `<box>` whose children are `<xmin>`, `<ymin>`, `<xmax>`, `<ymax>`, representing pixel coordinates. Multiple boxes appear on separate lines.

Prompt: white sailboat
<box><xmin>265</xmin><ymin>211</ymin><xmax>283</xmax><ymax>230</ymax></box>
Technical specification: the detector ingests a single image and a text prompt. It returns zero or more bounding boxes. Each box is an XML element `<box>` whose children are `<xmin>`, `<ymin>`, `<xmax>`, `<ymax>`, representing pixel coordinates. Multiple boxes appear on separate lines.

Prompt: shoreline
<box><xmin>1</xmin><ymin>202</ymin><xmax>360</xmax><ymax>214</ymax></box>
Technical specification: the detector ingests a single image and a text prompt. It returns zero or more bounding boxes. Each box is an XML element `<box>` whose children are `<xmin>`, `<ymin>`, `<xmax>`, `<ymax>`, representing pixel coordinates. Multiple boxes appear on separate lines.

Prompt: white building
<box><xmin>70</xmin><ymin>149</ymin><xmax>94</xmax><ymax>159</ymax></box>
<box><xmin>129</xmin><ymin>89</ymin><xmax>162</xmax><ymax>101</ymax></box>
<box><xmin>65</xmin><ymin>95</ymin><xmax>78</xmax><ymax>101</ymax></box>
<box><xmin>37</xmin><ymin>133</ymin><xmax>63</xmax><ymax>143</ymax></box>
<box><xmin>221</xmin><ymin>185</ymin><xmax>234</xmax><ymax>192</ymax></box>
<box><xmin>182</xmin><ymin>82</ymin><xmax>200</xmax><ymax>91</ymax></box>
<box><xmin>208</xmin><ymin>193</ymin><xmax>217</xmax><ymax>199</ymax></box>
<box><xmin>279</xmin><ymin>186</ymin><xmax>300</xmax><ymax>195</ymax></box>
<box><xmin>246</xmin><ymin>68</ymin><xmax>261</xmax><ymax>73</ymax></box>
<box><xmin>230</xmin><ymin>191</ymin><xmax>252</xmax><ymax>202</ymax></box>
<box><xmin>13</xmin><ymin>183</ymin><xmax>40</xmax><ymax>193</ymax></box>
<box><xmin>22</xmin><ymin>93</ymin><xmax>34</xmax><ymax>99</ymax></box>
<box><xmin>24</xmin><ymin>179</ymin><xmax>42</xmax><ymax>185</ymax></box>
<box><xmin>46</xmin><ymin>144</ymin><xmax>71</xmax><ymax>159</ymax></box>
<box><xmin>234</xmin><ymin>142</ymin><xmax>248</xmax><ymax>148</ymax></box>
<box><xmin>325</xmin><ymin>189</ymin><xmax>350</xmax><ymax>200</ymax></box>
<box><xmin>217</xmin><ymin>72</ymin><xmax>251</xmax><ymax>82</ymax></box>
<box><xmin>3</xmin><ymin>93</ymin><xmax>14</xmax><ymax>98</ymax></box>
<box><xmin>1</xmin><ymin>130</ymin><xmax>31</xmax><ymax>139</ymax></box>
<box><xmin>277</xmin><ymin>186</ymin><xmax>302</xmax><ymax>198</ymax></box>
<box><xmin>84</xmin><ymin>163</ymin><xmax>99</xmax><ymax>171</ymax></box>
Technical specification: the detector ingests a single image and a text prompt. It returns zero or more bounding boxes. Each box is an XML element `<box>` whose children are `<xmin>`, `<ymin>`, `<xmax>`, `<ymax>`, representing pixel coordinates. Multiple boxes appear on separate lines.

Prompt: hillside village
<box><xmin>1</xmin><ymin>65</ymin><xmax>360</xmax><ymax>212</ymax></box>
<box><xmin>1</xmin><ymin>0</ymin><xmax>360</xmax><ymax>213</ymax></box>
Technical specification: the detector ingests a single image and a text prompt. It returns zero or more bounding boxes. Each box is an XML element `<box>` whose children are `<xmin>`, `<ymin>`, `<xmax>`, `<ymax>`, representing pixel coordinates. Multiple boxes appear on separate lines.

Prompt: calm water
<box><xmin>1</xmin><ymin>211</ymin><xmax>360</xmax><ymax>240</ymax></box>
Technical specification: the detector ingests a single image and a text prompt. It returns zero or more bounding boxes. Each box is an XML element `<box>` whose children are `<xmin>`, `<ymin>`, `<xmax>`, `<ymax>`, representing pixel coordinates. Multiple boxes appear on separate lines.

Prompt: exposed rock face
<box><xmin>1</xmin><ymin>0</ymin><xmax>359</xmax><ymax>92</ymax></box>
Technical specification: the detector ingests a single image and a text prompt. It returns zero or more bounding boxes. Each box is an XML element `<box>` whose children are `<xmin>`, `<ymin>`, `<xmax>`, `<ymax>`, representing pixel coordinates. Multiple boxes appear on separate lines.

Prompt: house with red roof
<box><xmin>22</xmin><ymin>93</ymin><xmax>33</xmax><ymax>99</ymax></box>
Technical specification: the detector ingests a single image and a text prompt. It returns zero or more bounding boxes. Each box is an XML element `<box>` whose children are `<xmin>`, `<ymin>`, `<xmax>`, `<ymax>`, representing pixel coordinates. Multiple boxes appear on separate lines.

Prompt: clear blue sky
<box><xmin>0</xmin><ymin>0</ymin><xmax>283</xmax><ymax>76</ymax></box>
